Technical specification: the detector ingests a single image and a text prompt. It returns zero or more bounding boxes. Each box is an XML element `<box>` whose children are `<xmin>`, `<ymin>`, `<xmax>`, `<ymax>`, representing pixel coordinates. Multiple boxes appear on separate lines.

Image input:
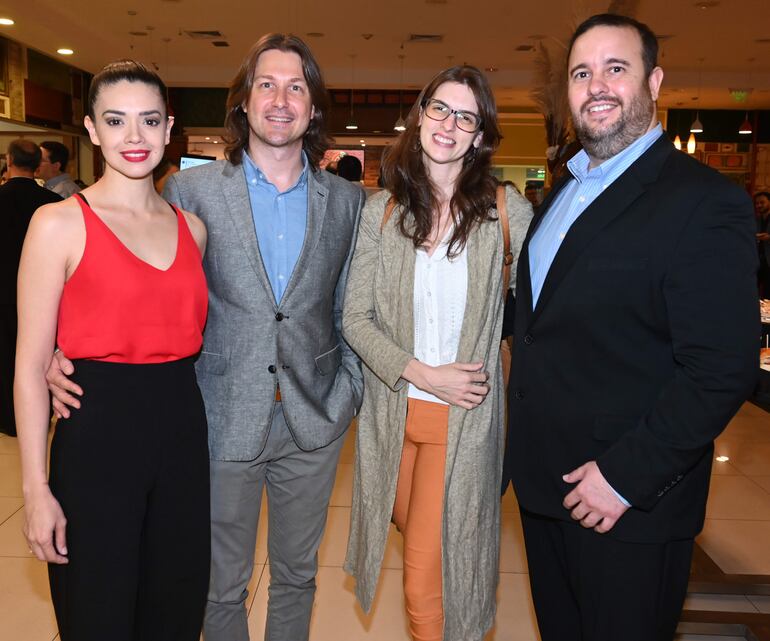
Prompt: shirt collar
<box><xmin>44</xmin><ymin>173</ymin><xmax>72</xmax><ymax>189</ymax></box>
<box><xmin>243</xmin><ymin>150</ymin><xmax>309</xmax><ymax>192</ymax></box>
<box><xmin>567</xmin><ymin>123</ymin><xmax>663</xmax><ymax>183</ymax></box>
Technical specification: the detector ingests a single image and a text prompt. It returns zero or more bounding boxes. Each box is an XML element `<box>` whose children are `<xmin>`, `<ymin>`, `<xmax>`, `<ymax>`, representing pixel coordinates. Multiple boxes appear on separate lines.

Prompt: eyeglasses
<box><xmin>422</xmin><ymin>98</ymin><xmax>482</xmax><ymax>133</ymax></box>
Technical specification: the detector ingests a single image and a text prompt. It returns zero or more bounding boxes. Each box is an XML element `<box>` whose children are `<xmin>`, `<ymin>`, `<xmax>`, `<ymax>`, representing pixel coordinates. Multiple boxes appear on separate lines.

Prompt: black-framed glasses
<box><xmin>422</xmin><ymin>98</ymin><xmax>482</xmax><ymax>133</ymax></box>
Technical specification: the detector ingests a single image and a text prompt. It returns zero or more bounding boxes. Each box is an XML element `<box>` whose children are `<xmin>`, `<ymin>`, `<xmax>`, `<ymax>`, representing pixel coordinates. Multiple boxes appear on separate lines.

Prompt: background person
<box><xmin>37</xmin><ymin>141</ymin><xmax>81</xmax><ymax>198</ymax></box>
<box><xmin>0</xmin><ymin>139</ymin><xmax>61</xmax><ymax>437</ymax></box>
<box><xmin>16</xmin><ymin>60</ymin><xmax>209</xmax><ymax>641</ymax></box>
<box><xmin>755</xmin><ymin>191</ymin><xmax>770</xmax><ymax>296</ymax></box>
<box><xmin>343</xmin><ymin>65</ymin><xmax>532</xmax><ymax>641</ymax></box>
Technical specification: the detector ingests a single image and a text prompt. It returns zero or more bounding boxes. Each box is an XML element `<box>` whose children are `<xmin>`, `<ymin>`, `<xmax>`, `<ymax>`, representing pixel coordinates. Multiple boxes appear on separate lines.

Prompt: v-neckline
<box><xmin>79</xmin><ymin>196</ymin><xmax>181</xmax><ymax>273</ymax></box>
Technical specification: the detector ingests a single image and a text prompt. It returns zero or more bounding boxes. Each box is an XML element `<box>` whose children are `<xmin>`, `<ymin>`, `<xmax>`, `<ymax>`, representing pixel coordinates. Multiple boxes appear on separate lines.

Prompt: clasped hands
<box><xmin>403</xmin><ymin>359</ymin><xmax>489</xmax><ymax>409</ymax></box>
<box><xmin>562</xmin><ymin>460</ymin><xmax>628</xmax><ymax>534</ymax></box>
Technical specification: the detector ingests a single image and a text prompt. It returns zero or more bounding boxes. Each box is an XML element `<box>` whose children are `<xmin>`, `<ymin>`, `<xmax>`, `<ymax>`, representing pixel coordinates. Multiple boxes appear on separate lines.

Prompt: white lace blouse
<box><xmin>407</xmin><ymin>233</ymin><xmax>468</xmax><ymax>405</ymax></box>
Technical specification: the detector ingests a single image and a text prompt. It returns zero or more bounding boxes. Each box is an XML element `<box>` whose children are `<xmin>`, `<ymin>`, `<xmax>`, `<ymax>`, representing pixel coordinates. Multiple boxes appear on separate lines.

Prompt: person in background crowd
<box><xmin>0</xmin><ymin>140</ymin><xmax>61</xmax><ymax>438</ymax></box>
<box><xmin>16</xmin><ymin>60</ymin><xmax>209</xmax><ymax>641</ymax></box>
<box><xmin>336</xmin><ymin>154</ymin><xmax>363</xmax><ymax>182</ymax></box>
<box><xmin>755</xmin><ymin>191</ymin><xmax>770</xmax><ymax>296</ymax></box>
<box><xmin>524</xmin><ymin>182</ymin><xmax>540</xmax><ymax>208</ymax></box>
<box><xmin>343</xmin><ymin>65</ymin><xmax>532</xmax><ymax>641</ymax></box>
<box><xmin>504</xmin><ymin>14</ymin><xmax>758</xmax><ymax>641</ymax></box>
<box><xmin>37</xmin><ymin>141</ymin><xmax>81</xmax><ymax>199</ymax></box>
<box><xmin>153</xmin><ymin>157</ymin><xmax>179</xmax><ymax>194</ymax></box>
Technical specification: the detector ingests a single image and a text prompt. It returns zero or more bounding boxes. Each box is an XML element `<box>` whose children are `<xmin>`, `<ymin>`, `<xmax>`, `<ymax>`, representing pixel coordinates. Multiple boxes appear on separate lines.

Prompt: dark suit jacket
<box><xmin>505</xmin><ymin>134</ymin><xmax>759</xmax><ymax>543</ymax></box>
<box><xmin>0</xmin><ymin>177</ymin><xmax>62</xmax><ymax>305</ymax></box>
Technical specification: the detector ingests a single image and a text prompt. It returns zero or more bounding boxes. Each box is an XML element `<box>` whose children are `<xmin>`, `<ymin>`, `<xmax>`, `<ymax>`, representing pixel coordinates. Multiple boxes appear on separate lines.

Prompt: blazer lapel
<box><xmin>280</xmin><ymin>168</ymin><xmax>329</xmax><ymax>303</ymax></box>
<box><xmin>220</xmin><ymin>162</ymin><xmax>275</xmax><ymax>303</ymax></box>
<box><xmin>529</xmin><ymin>135</ymin><xmax>674</xmax><ymax>326</ymax></box>
<box><xmin>517</xmin><ymin>173</ymin><xmax>571</xmax><ymax>326</ymax></box>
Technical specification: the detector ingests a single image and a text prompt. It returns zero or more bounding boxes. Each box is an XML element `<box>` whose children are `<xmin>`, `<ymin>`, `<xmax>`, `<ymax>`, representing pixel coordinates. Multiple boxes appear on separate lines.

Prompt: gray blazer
<box><xmin>164</xmin><ymin>159</ymin><xmax>365</xmax><ymax>461</ymax></box>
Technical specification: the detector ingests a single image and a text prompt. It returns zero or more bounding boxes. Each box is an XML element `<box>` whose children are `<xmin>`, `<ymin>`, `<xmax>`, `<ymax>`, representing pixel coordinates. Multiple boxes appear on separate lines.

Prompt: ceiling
<box><xmin>1</xmin><ymin>0</ymin><xmax>769</xmax><ymax>110</ymax></box>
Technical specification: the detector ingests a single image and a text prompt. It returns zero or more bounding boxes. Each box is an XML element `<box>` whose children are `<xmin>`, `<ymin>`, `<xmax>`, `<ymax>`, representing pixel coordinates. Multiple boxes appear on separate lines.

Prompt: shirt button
<box><xmin>523</xmin><ymin>334</ymin><xmax>533</xmax><ymax>345</ymax></box>
<box><xmin>427</xmin><ymin>291</ymin><xmax>432</xmax><ymax>297</ymax></box>
<box><xmin>275</xmin><ymin>312</ymin><xmax>284</xmax><ymax>321</ymax></box>
<box><xmin>268</xmin><ymin>365</ymin><xmax>277</xmax><ymax>374</ymax></box>
<box><xmin>277</xmin><ymin>234</ymin><xmax>284</xmax><ymax>240</ymax></box>
<box><xmin>251</xmin><ymin>178</ymin><xmax>257</xmax><ymax>184</ymax></box>
<box><xmin>278</xmin><ymin>274</ymin><xmax>285</xmax><ymax>280</ymax></box>
<box><xmin>578</xmin><ymin>196</ymin><xmax>586</xmax><ymax>203</ymax></box>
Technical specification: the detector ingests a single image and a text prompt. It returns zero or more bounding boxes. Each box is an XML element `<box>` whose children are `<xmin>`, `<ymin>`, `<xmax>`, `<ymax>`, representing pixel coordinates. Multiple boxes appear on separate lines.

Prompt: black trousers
<box><xmin>48</xmin><ymin>358</ymin><xmax>210</xmax><ymax>641</ymax></box>
<box><xmin>0</xmin><ymin>304</ymin><xmax>17</xmax><ymax>436</ymax></box>
<box><xmin>520</xmin><ymin>509</ymin><xmax>693</xmax><ymax>641</ymax></box>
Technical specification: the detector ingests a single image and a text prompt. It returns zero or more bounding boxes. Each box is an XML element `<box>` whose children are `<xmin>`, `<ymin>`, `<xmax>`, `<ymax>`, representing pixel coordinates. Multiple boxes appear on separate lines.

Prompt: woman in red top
<box><xmin>15</xmin><ymin>60</ymin><xmax>209</xmax><ymax>641</ymax></box>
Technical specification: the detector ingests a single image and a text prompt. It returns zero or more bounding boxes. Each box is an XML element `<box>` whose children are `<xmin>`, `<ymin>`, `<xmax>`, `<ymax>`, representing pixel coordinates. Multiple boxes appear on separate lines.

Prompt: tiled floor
<box><xmin>1</xmin><ymin>402</ymin><xmax>768</xmax><ymax>641</ymax></box>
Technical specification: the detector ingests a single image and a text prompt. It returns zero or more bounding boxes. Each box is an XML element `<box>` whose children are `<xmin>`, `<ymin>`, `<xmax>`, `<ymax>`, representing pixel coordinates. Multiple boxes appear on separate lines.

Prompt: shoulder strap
<box><xmin>497</xmin><ymin>185</ymin><xmax>513</xmax><ymax>299</ymax></box>
<box><xmin>380</xmin><ymin>197</ymin><xmax>397</xmax><ymax>232</ymax></box>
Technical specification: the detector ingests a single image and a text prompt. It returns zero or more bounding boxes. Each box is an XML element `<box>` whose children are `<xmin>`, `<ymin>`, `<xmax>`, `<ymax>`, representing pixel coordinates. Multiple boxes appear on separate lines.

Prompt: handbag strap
<box><xmin>380</xmin><ymin>187</ymin><xmax>512</xmax><ymax>299</ymax></box>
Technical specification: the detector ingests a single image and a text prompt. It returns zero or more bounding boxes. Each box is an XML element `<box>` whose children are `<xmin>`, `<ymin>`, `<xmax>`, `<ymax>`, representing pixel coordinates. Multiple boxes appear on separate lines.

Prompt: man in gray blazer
<box><xmin>48</xmin><ymin>34</ymin><xmax>364</xmax><ymax>641</ymax></box>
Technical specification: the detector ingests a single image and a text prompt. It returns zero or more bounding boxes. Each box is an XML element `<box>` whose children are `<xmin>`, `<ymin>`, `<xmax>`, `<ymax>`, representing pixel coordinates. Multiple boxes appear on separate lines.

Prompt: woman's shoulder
<box><xmin>29</xmin><ymin>196</ymin><xmax>84</xmax><ymax>234</ymax></box>
<box><xmin>501</xmin><ymin>183</ymin><xmax>534</xmax><ymax>229</ymax></box>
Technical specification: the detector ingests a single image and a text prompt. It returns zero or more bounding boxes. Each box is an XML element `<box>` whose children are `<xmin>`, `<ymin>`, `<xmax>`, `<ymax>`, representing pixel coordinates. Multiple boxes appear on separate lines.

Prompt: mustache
<box><xmin>581</xmin><ymin>95</ymin><xmax>620</xmax><ymax>112</ymax></box>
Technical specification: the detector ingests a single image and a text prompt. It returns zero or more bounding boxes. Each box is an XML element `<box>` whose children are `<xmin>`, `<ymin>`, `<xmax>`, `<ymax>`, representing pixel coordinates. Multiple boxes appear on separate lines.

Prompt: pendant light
<box><xmin>690</xmin><ymin>58</ymin><xmax>704</xmax><ymax>134</ymax></box>
<box><xmin>673</xmin><ymin>135</ymin><xmax>682</xmax><ymax>150</ymax></box>
<box><xmin>394</xmin><ymin>52</ymin><xmax>406</xmax><ymax>132</ymax></box>
<box><xmin>738</xmin><ymin>59</ymin><xmax>753</xmax><ymax>135</ymax></box>
<box><xmin>738</xmin><ymin>113</ymin><xmax>753</xmax><ymax>135</ymax></box>
<box><xmin>687</xmin><ymin>133</ymin><xmax>696</xmax><ymax>154</ymax></box>
<box><xmin>346</xmin><ymin>54</ymin><xmax>358</xmax><ymax>131</ymax></box>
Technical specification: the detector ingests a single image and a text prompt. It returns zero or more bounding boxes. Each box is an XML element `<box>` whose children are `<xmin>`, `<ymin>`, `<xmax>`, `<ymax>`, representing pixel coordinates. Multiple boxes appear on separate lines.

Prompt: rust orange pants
<box><xmin>392</xmin><ymin>398</ymin><xmax>449</xmax><ymax>641</ymax></box>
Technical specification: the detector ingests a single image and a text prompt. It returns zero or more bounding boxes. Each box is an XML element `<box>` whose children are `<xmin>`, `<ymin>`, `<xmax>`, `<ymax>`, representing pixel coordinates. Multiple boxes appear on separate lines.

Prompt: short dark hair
<box><xmin>224</xmin><ymin>33</ymin><xmax>331</xmax><ymax>167</ymax></box>
<box><xmin>755</xmin><ymin>191</ymin><xmax>770</xmax><ymax>201</ymax></box>
<box><xmin>7</xmin><ymin>139</ymin><xmax>42</xmax><ymax>171</ymax></box>
<box><xmin>336</xmin><ymin>154</ymin><xmax>362</xmax><ymax>182</ymax></box>
<box><xmin>40</xmin><ymin>140</ymin><xmax>69</xmax><ymax>171</ymax></box>
<box><xmin>87</xmin><ymin>59</ymin><xmax>168</xmax><ymax>119</ymax></box>
<box><xmin>568</xmin><ymin>13</ymin><xmax>659</xmax><ymax>78</ymax></box>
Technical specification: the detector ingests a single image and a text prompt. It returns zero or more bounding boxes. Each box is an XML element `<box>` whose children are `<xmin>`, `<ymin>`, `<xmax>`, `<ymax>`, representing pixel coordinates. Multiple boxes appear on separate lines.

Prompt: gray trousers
<box><xmin>202</xmin><ymin>403</ymin><xmax>345</xmax><ymax>641</ymax></box>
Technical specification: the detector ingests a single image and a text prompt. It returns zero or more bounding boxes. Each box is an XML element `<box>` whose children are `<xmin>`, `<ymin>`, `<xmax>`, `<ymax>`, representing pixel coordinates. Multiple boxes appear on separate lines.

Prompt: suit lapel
<box><xmin>529</xmin><ymin>135</ymin><xmax>674</xmax><ymax>326</ymax></box>
<box><xmin>280</xmin><ymin>168</ymin><xmax>329</xmax><ymax>303</ymax></box>
<box><xmin>220</xmin><ymin>162</ymin><xmax>275</xmax><ymax>303</ymax></box>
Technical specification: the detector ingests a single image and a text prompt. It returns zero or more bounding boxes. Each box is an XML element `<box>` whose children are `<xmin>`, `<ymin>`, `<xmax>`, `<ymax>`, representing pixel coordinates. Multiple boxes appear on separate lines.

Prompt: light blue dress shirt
<box><xmin>529</xmin><ymin>124</ymin><xmax>664</xmax><ymax>306</ymax></box>
<box><xmin>528</xmin><ymin>124</ymin><xmax>665</xmax><ymax>508</ymax></box>
<box><xmin>243</xmin><ymin>151</ymin><xmax>309</xmax><ymax>303</ymax></box>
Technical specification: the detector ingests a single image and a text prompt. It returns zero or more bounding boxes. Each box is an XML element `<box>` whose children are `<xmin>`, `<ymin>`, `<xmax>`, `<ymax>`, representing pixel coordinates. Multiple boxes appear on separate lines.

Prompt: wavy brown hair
<box><xmin>224</xmin><ymin>33</ymin><xmax>332</xmax><ymax>167</ymax></box>
<box><xmin>381</xmin><ymin>65</ymin><xmax>502</xmax><ymax>257</ymax></box>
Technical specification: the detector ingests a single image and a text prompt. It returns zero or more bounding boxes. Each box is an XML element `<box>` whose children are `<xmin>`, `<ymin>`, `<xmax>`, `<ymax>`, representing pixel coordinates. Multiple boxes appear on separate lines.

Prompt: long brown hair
<box><xmin>381</xmin><ymin>65</ymin><xmax>502</xmax><ymax>257</ymax></box>
<box><xmin>223</xmin><ymin>33</ymin><xmax>332</xmax><ymax>167</ymax></box>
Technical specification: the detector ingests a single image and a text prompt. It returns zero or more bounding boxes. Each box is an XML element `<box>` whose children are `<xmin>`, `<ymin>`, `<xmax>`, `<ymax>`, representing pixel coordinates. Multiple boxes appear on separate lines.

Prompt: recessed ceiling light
<box><xmin>715</xmin><ymin>455</ymin><xmax>729</xmax><ymax>462</ymax></box>
<box><xmin>57</xmin><ymin>48</ymin><xmax>74</xmax><ymax>55</ymax></box>
<box><xmin>205</xmin><ymin>137</ymin><xmax>210</xmax><ymax>140</ymax></box>
<box><xmin>0</xmin><ymin>17</ymin><xmax>14</xmax><ymax>26</ymax></box>
<box><xmin>485</xmin><ymin>67</ymin><xmax>498</xmax><ymax>72</ymax></box>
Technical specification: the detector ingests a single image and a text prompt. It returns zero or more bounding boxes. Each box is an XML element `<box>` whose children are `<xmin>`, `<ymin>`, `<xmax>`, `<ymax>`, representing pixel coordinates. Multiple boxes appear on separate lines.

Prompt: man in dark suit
<box><xmin>0</xmin><ymin>139</ymin><xmax>61</xmax><ymax>437</ymax></box>
<box><xmin>505</xmin><ymin>14</ymin><xmax>758</xmax><ymax>641</ymax></box>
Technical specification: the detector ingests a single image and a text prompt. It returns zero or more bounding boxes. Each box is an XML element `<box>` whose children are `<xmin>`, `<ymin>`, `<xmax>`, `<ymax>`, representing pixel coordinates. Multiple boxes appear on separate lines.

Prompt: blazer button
<box><xmin>514</xmin><ymin>390</ymin><xmax>525</xmax><ymax>400</ymax></box>
<box><xmin>275</xmin><ymin>312</ymin><xmax>284</xmax><ymax>321</ymax></box>
<box><xmin>268</xmin><ymin>365</ymin><xmax>277</xmax><ymax>374</ymax></box>
<box><xmin>523</xmin><ymin>334</ymin><xmax>533</xmax><ymax>345</ymax></box>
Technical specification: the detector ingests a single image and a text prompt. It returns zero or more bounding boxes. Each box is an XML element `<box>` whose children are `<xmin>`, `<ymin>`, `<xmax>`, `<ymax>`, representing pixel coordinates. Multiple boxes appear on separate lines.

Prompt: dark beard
<box><xmin>573</xmin><ymin>87</ymin><xmax>655</xmax><ymax>162</ymax></box>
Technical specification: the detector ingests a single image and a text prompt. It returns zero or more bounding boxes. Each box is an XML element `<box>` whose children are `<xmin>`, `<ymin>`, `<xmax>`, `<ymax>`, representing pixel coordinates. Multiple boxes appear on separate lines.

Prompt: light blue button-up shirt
<box><xmin>528</xmin><ymin>124</ymin><xmax>664</xmax><ymax>507</ymax></box>
<box><xmin>243</xmin><ymin>151</ymin><xmax>309</xmax><ymax>303</ymax></box>
<box><xmin>529</xmin><ymin>124</ymin><xmax>664</xmax><ymax>306</ymax></box>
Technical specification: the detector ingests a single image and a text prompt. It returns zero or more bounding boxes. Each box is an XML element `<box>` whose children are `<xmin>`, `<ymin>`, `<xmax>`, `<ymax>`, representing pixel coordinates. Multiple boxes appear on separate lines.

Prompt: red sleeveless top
<box><xmin>57</xmin><ymin>194</ymin><xmax>208</xmax><ymax>363</ymax></box>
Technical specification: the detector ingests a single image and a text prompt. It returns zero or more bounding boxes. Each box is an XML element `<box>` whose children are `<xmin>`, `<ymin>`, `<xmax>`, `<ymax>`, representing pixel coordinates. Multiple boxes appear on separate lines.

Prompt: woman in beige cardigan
<box><xmin>342</xmin><ymin>66</ymin><xmax>532</xmax><ymax>641</ymax></box>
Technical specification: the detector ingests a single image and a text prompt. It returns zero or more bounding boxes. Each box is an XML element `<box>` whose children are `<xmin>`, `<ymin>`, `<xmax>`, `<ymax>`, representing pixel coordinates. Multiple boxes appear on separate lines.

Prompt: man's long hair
<box><xmin>224</xmin><ymin>33</ymin><xmax>332</xmax><ymax>167</ymax></box>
